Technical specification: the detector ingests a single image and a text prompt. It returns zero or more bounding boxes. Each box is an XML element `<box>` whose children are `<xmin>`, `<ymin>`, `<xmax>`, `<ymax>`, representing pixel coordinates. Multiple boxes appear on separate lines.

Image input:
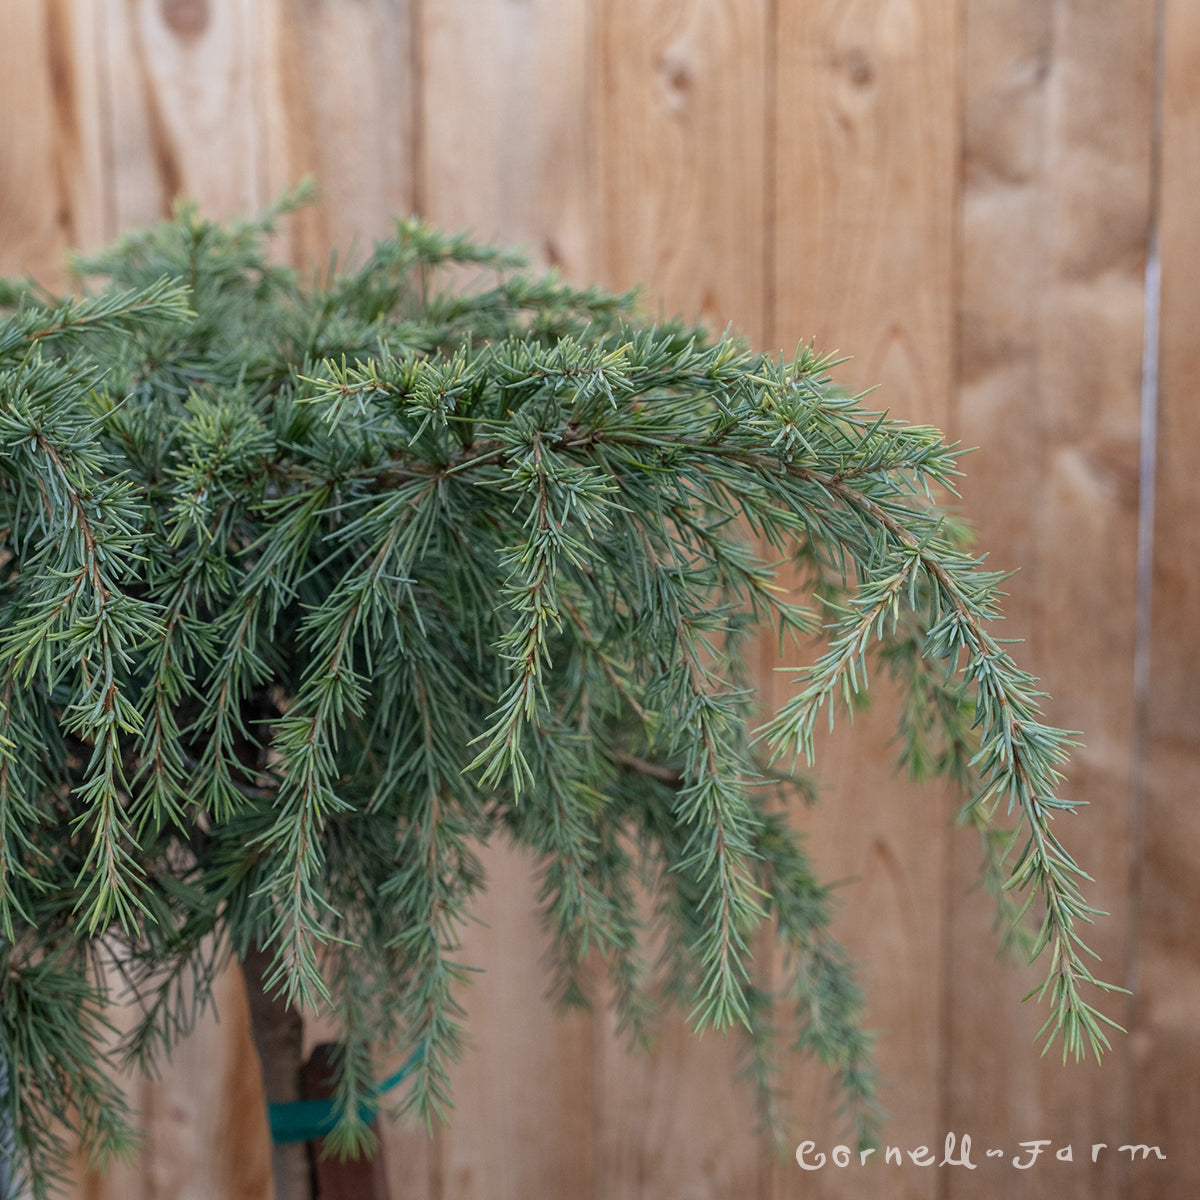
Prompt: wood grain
<box><xmin>769</xmin><ymin>2</ymin><xmax>958</xmax><ymax>1196</ymax></box>
<box><xmin>950</xmin><ymin>1</ymin><xmax>1152</xmax><ymax>1196</ymax></box>
<box><xmin>1131</xmin><ymin>1</ymin><xmax>1200</xmax><ymax>1195</ymax></box>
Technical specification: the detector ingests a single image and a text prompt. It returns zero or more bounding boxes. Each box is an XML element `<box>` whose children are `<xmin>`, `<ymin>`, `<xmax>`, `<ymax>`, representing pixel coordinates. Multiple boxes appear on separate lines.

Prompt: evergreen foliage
<box><xmin>0</xmin><ymin>193</ymin><xmax>1118</xmax><ymax>1196</ymax></box>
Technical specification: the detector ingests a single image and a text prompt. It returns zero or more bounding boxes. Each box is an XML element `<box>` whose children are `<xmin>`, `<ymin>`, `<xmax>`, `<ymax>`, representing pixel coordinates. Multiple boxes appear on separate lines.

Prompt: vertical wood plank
<box><xmin>588</xmin><ymin>4</ymin><xmax>771</xmax><ymax>1198</ymax></box>
<box><xmin>419</xmin><ymin>0</ymin><xmax>593</xmax><ymax>275</ymax></box>
<box><xmin>257</xmin><ymin>0</ymin><xmax>416</xmax><ymax>269</ymax></box>
<box><xmin>101</xmin><ymin>0</ymin><xmax>269</xmax><ymax>227</ymax></box>
<box><xmin>592</xmin><ymin>0</ymin><xmax>767</xmax><ymax>338</ymax></box>
<box><xmin>0</xmin><ymin>0</ymin><xmax>108</xmax><ymax>286</ymax></box>
<box><xmin>100</xmin><ymin>1</ymin><xmax>434</xmax><ymax>1187</ymax></box>
<box><xmin>416</xmin><ymin>8</ymin><xmax>595</xmax><ymax>1199</ymax></box>
<box><xmin>1132</xmin><ymin>0</ymin><xmax>1200</xmax><ymax>1195</ymax></box>
<box><xmin>771</xmin><ymin>0</ymin><xmax>959</xmax><ymax>385</ymax></box>
<box><xmin>768</xmin><ymin>2</ymin><xmax>958</xmax><ymax>1197</ymax></box>
<box><xmin>950</xmin><ymin>1</ymin><xmax>1152</xmax><ymax>1196</ymax></box>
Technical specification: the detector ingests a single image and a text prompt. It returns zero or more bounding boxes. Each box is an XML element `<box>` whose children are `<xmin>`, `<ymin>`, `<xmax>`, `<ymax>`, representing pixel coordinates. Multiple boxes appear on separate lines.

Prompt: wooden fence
<box><xmin>0</xmin><ymin>1</ymin><xmax>1196</xmax><ymax>1197</ymax></box>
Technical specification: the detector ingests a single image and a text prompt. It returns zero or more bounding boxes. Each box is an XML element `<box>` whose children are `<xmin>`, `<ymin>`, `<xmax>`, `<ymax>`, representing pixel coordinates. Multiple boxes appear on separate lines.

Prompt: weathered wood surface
<box><xmin>0</xmin><ymin>0</ymin><xmax>1191</xmax><ymax>1196</ymax></box>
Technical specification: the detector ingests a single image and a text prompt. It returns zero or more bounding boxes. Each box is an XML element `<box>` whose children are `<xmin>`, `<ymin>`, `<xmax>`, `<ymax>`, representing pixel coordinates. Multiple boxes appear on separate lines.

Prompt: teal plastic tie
<box><xmin>268</xmin><ymin>1047</ymin><xmax>423</xmax><ymax>1145</ymax></box>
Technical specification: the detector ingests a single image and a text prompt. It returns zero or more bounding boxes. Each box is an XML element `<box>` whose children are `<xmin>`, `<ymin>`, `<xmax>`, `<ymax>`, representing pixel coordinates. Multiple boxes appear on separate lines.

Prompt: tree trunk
<box><xmin>242</xmin><ymin>945</ymin><xmax>313</xmax><ymax>1200</ymax></box>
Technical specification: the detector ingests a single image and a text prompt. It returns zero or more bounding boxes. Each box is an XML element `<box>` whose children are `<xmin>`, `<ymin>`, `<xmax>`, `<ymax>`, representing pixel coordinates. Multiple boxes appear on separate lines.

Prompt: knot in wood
<box><xmin>657</xmin><ymin>44</ymin><xmax>695</xmax><ymax>113</ymax></box>
<box><xmin>844</xmin><ymin>48</ymin><xmax>875</xmax><ymax>88</ymax></box>
<box><xmin>160</xmin><ymin>0</ymin><xmax>210</xmax><ymax>38</ymax></box>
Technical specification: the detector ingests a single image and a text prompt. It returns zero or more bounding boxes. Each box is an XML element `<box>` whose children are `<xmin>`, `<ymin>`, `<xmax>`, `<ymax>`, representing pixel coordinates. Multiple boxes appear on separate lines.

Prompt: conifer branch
<box><xmin>0</xmin><ymin>202</ymin><xmax>1116</xmax><ymax>1193</ymax></box>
